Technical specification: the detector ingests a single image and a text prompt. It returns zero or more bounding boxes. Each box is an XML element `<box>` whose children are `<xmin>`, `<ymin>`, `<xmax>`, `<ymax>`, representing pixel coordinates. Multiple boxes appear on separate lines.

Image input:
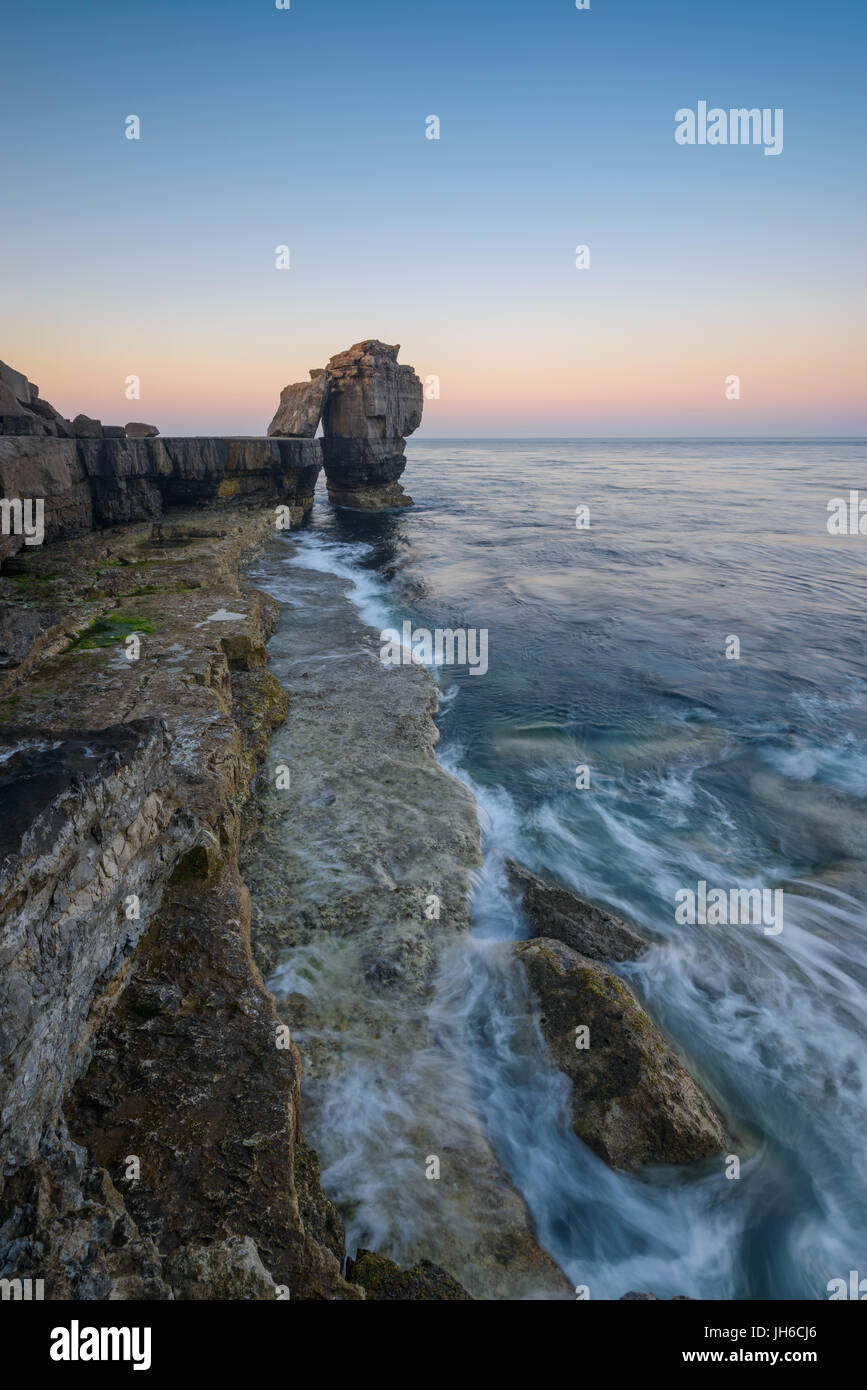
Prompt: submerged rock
<box><xmin>345</xmin><ymin>1249</ymin><xmax>472</xmax><ymax>1300</ymax></box>
<box><xmin>507</xmin><ymin>859</ymin><xmax>647</xmax><ymax>962</ymax></box>
<box><xmin>514</xmin><ymin>937</ymin><xmax>726</xmax><ymax>1170</ymax></box>
<box><xmin>245</xmin><ymin>555</ymin><xmax>571</xmax><ymax>1300</ymax></box>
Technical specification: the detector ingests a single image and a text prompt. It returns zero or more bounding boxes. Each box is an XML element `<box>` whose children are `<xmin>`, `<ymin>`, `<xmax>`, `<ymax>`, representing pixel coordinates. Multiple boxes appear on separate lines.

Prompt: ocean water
<box><xmin>265</xmin><ymin>439</ymin><xmax>867</xmax><ymax>1299</ymax></box>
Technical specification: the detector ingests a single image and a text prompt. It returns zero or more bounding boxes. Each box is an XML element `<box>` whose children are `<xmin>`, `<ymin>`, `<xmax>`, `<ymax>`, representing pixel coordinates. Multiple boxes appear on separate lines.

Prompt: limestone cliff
<box><xmin>0</xmin><ymin>360</ymin><xmax>321</xmax><ymax>564</ymax></box>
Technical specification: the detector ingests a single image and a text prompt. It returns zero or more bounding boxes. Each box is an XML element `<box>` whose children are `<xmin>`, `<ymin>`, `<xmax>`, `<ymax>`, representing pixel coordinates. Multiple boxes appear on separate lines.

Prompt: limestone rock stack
<box><xmin>267</xmin><ymin>340</ymin><xmax>424</xmax><ymax>509</ymax></box>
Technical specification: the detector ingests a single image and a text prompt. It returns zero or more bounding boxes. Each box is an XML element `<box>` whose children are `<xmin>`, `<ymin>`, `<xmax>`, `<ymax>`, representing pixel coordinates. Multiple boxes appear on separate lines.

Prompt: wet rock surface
<box><xmin>507</xmin><ymin>859</ymin><xmax>648</xmax><ymax>962</ymax></box>
<box><xmin>346</xmin><ymin>1248</ymin><xmax>472</xmax><ymax>1300</ymax></box>
<box><xmin>514</xmin><ymin>936</ymin><xmax>727</xmax><ymax>1170</ymax></box>
<box><xmin>243</xmin><ymin>550</ymin><xmax>571</xmax><ymax>1299</ymax></box>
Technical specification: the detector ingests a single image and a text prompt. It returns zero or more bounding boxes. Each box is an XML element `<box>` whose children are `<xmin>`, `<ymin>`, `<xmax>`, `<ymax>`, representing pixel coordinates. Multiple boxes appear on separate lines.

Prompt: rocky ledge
<box><xmin>0</xmin><ymin>340</ymin><xmax>425</xmax><ymax>567</ymax></box>
<box><xmin>0</xmin><ymin>510</ymin><xmax>356</xmax><ymax>1297</ymax></box>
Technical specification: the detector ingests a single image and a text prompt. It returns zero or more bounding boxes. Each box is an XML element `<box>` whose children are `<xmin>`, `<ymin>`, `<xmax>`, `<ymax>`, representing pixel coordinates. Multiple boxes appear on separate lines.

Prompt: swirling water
<box><xmin>264</xmin><ymin>439</ymin><xmax>867</xmax><ymax>1299</ymax></box>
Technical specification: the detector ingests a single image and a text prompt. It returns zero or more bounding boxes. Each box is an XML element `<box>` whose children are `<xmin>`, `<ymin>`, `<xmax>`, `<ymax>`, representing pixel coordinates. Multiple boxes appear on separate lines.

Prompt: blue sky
<box><xmin>1</xmin><ymin>0</ymin><xmax>864</xmax><ymax>435</ymax></box>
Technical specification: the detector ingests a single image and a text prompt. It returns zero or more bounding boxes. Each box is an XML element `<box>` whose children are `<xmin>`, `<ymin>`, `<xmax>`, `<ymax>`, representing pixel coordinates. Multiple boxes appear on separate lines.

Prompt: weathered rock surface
<box><xmin>0</xmin><ymin>432</ymin><xmax>321</xmax><ymax>562</ymax></box>
<box><xmin>71</xmin><ymin>414</ymin><xmax>104</xmax><ymax>438</ymax></box>
<box><xmin>267</xmin><ymin>371</ymin><xmax>327</xmax><ymax>438</ymax></box>
<box><xmin>320</xmin><ymin>340</ymin><xmax>423</xmax><ymax>508</ymax></box>
<box><xmin>0</xmin><ymin>359</ymin><xmax>324</xmax><ymax>562</ymax></box>
<box><xmin>0</xmin><ymin>719</ymin><xmax>181</xmax><ymax>1176</ymax></box>
<box><xmin>0</xmin><ymin>1120</ymin><xmax>171</xmax><ymax>1300</ymax></box>
<box><xmin>507</xmin><ymin>859</ymin><xmax>647</xmax><ymax>962</ymax></box>
<box><xmin>0</xmin><ymin>509</ymin><xmax>361</xmax><ymax>1299</ymax></box>
<box><xmin>1</xmin><ymin>344</ymin><xmax>422</xmax><ymax>567</ymax></box>
<box><xmin>514</xmin><ymin>937</ymin><xmax>727</xmax><ymax>1170</ymax></box>
<box><xmin>165</xmin><ymin>1237</ymin><xmax>278</xmax><ymax>1300</ymax></box>
<box><xmin>345</xmin><ymin>1249</ymin><xmax>472</xmax><ymax>1300</ymax></box>
<box><xmin>0</xmin><ymin>361</ymin><xmax>72</xmax><ymax>438</ymax></box>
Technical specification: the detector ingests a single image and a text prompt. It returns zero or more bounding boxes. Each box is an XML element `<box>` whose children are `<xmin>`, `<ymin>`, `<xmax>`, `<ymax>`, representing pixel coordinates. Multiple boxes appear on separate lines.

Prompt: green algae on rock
<box><xmin>345</xmin><ymin>1248</ymin><xmax>472</xmax><ymax>1300</ymax></box>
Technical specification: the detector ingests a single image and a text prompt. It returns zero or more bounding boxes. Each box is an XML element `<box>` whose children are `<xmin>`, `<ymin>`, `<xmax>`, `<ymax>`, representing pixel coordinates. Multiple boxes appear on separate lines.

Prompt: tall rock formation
<box><xmin>321</xmin><ymin>340</ymin><xmax>423</xmax><ymax>509</ymax></box>
<box><xmin>267</xmin><ymin>341</ymin><xmax>423</xmax><ymax>509</ymax></box>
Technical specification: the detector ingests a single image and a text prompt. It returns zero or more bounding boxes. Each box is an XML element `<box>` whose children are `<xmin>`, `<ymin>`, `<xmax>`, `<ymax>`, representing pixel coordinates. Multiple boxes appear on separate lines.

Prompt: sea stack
<box><xmin>267</xmin><ymin>340</ymin><xmax>423</xmax><ymax>510</ymax></box>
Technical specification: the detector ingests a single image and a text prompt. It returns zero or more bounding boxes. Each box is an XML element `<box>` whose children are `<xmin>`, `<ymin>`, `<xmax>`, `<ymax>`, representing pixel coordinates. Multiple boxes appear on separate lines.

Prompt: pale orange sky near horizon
<box><xmin>8</xmin><ymin>312</ymin><xmax>864</xmax><ymax>439</ymax></box>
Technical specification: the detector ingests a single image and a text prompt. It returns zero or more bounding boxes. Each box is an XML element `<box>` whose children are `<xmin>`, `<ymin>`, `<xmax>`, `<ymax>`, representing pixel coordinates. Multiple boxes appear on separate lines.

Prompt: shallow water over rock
<box><xmin>244</xmin><ymin>540</ymin><xmax>570</xmax><ymax>1298</ymax></box>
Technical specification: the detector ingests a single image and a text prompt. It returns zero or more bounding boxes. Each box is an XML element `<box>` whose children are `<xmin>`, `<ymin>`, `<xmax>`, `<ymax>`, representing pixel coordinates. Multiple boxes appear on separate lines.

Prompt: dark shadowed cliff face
<box><xmin>0</xmin><ymin>432</ymin><xmax>322</xmax><ymax>563</ymax></box>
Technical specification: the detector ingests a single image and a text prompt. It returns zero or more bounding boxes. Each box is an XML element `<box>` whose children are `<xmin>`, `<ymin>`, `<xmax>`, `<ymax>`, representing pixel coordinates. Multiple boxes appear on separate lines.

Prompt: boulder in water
<box><xmin>507</xmin><ymin>859</ymin><xmax>647</xmax><ymax>962</ymax></box>
<box><xmin>514</xmin><ymin>937</ymin><xmax>726</xmax><ymax>1170</ymax></box>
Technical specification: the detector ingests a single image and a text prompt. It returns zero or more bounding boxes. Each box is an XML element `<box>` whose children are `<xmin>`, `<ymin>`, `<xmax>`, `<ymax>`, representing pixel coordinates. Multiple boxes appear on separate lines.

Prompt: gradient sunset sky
<box><xmin>2</xmin><ymin>0</ymin><xmax>864</xmax><ymax>436</ymax></box>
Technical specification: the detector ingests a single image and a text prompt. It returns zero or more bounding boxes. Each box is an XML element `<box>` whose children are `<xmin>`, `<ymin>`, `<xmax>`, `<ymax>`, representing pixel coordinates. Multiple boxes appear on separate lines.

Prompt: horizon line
<box><xmin>410</xmin><ymin>434</ymin><xmax>867</xmax><ymax>442</ymax></box>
